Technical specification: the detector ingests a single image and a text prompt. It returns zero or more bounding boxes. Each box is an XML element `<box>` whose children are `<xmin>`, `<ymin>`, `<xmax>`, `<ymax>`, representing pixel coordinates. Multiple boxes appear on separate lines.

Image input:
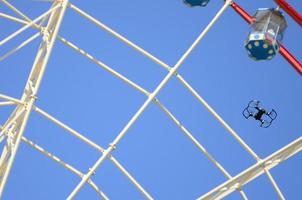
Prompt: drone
<box><xmin>243</xmin><ymin>100</ymin><xmax>277</xmax><ymax>128</ymax></box>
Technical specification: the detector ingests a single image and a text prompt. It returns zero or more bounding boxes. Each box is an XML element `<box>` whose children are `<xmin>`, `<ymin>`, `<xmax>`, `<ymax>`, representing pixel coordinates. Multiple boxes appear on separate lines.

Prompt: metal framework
<box><xmin>0</xmin><ymin>0</ymin><xmax>301</xmax><ymax>199</ymax></box>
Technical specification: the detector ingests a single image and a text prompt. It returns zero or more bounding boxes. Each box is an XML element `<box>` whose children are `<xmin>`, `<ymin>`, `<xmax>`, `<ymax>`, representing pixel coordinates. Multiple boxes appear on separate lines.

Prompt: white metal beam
<box><xmin>0</xmin><ymin>32</ymin><xmax>40</xmax><ymax>62</ymax></box>
<box><xmin>67</xmin><ymin>1</ymin><xmax>259</xmax><ymax>161</ymax></box>
<box><xmin>33</xmin><ymin>106</ymin><xmax>154</xmax><ymax>200</ymax></box>
<box><xmin>0</xmin><ymin>12</ymin><xmax>28</xmax><ymax>24</ymax></box>
<box><xmin>0</xmin><ymin>4</ymin><xmax>60</xmax><ymax>46</ymax></box>
<box><xmin>197</xmin><ymin>136</ymin><xmax>302</xmax><ymax>200</ymax></box>
<box><xmin>1</xmin><ymin>124</ymin><xmax>110</xmax><ymax>199</ymax></box>
<box><xmin>0</xmin><ymin>94</ymin><xmax>23</xmax><ymax>105</ymax></box>
<box><xmin>0</xmin><ymin>12</ymin><xmax>247</xmax><ymax>197</ymax></box>
<box><xmin>66</xmin><ymin>1</ymin><xmax>232</xmax><ymax>199</ymax></box>
<box><xmin>57</xmin><ymin>37</ymin><xmax>247</xmax><ymax>199</ymax></box>
<box><xmin>0</xmin><ymin>4</ymin><xmax>154</xmax><ymax>199</ymax></box>
<box><xmin>0</xmin><ymin>0</ymin><xmax>69</xmax><ymax>197</ymax></box>
<box><xmin>21</xmin><ymin>136</ymin><xmax>109</xmax><ymax>200</ymax></box>
<box><xmin>0</xmin><ymin>101</ymin><xmax>15</xmax><ymax>107</ymax></box>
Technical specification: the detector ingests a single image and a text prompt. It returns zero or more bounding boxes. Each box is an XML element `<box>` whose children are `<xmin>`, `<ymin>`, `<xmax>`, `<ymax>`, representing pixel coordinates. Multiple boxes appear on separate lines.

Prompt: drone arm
<box><xmin>261</xmin><ymin>120</ymin><xmax>271</xmax><ymax>128</ymax></box>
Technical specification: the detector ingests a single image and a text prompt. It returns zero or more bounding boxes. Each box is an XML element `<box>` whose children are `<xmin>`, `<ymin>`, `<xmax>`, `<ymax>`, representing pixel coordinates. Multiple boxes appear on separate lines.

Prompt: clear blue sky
<box><xmin>0</xmin><ymin>0</ymin><xmax>301</xmax><ymax>199</ymax></box>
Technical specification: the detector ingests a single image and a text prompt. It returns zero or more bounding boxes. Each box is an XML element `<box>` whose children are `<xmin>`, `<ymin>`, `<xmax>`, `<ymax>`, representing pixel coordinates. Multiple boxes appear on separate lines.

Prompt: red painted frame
<box><xmin>230</xmin><ymin>1</ymin><xmax>302</xmax><ymax>76</ymax></box>
<box><xmin>274</xmin><ymin>0</ymin><xmax>302</xmax><ymax>27</ymax></box>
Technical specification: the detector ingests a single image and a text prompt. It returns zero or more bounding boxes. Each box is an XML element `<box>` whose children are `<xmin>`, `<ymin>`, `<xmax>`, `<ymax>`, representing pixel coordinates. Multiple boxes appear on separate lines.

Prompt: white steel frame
<box><xmin>0</xmin><ymin>0</ymin><xmax>301</xmax><ymax>199</ymax></box>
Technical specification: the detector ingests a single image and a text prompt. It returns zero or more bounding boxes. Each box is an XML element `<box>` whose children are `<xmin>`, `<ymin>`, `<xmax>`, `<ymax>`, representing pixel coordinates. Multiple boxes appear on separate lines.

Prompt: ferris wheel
<box><xmin>0</xmin><ymin>0</ymin><xmax>301</xmax><ymax>199</ymax></box>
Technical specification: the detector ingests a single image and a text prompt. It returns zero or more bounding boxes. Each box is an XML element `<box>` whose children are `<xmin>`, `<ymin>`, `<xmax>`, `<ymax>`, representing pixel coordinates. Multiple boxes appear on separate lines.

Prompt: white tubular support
<box><xmin>0</xmin><ymin>12</ymin><xmax>28</xmax><ymax>24</ymax></box>
<box><xmin>153</xmin><ymin>99</ymin><xmax>248</xmax><ymax>200</ymax></box>
<box><xmin>0</xmin><ymin>94</ymin><xmax>23</xmax><ymax>105</ymax></box>
<box><xmin>0</xmin><ymin>0</ymin><xmax>69</xmax><ymax>197</ymax></box>
<box><xmin>0</xmin><ymin>4</ymin><xmax>60</xmax><ymax>46</ymax></box>
<box><xmin>0</xmin><ymin>101</ymin><xmax>15</xmax><ymax>107</ymax></box>
<box><xmin>178</xmin><ymin>76</ymin><xmax>260</xmax><ymax>159</ymax></box>
<box><xmin>34</xmin><ymin>107</ymin><xmax>104</xmax><ymax>152</ymax></box>
<box><xmin>33</xmin><ymin>106</ymin><xmax>154</xmax><ymax>200</ymax></box>
<box><xmin>0</xmin><ymin>107</ymin><xmax>25</xmax><ymax>137</ymax></box>
<box><xmin>67</xmin><ymin>2</ymin><xmax>231</xmax><ymax>199</ymax></box>
<box><xmin>1</xmin><ymin>0</ymin><xmax>33</xmax><ymax>22</ymax></box>
<box><xmin>0</xmin><ymin>32</ymin><xmax>40</xmax><ymax>62</ymax></box>
<box><xmin>197</xmin><ymin>137</ymin><xmax>302</xmax><ymax>200</ymax></box>
<box><xmin>68</xmin><ymin>3</ymin><xmax>171</xmax><ymax>71</ymax></box>
<box><xmin>21</xmin><ymin>136</ymin><xmax>109</xmax><ymax>200</ymax></box>
<box><xmin>108</xmin><ymin>155</ymin><xmax>154</xmax><ymax>200</ymax></box>
<box><xmin>57</xmin><ymin>36</ymin><xmax>149</xmax><ymax>96</ymax></box>
<box><xmin>69</xmin><ymin>0</ymin><xmax>260</xmax><ymax>163</ymax></box>
<box><xmin>53</xmin><ymin>37</ymin><xmax>246</xmax><ymax>199</ymax></box>
<box><xmin>67</xmin><ymin>0</ymin><xmax>259</xmax><ymax>162</ymax></box>
<box><xmin>264</xmin><ymin>168</ymin><xmax>285</xmax><ymax>200</ymax></box>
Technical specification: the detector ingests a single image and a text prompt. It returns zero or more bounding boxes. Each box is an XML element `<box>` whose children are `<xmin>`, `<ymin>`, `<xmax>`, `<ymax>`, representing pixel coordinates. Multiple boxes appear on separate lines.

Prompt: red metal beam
<box><xmin>274</xmin><ymin>0</ymin><xmax>302</xmax><ymax>27</ymax></box>
<box><xmin>230</xmin><ymin>1</ymin><xmax>302</xmax><ymax>76</ymax></box>
<box><xmin>230</xmin><ymin>2</ymin><xmax>254</xmax><ymax>23</ymax></box>
<box><xmin>279</xmin><ymin>45</ymin><xmax>302</xmax><ymax>76</ymax></box>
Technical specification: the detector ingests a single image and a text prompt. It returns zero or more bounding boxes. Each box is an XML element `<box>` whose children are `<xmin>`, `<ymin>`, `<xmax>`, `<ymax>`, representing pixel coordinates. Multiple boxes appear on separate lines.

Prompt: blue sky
<box><xmin>0</xmin><ymin>0</ymin><xmax>301</xmax><ymax>199</ymax></box>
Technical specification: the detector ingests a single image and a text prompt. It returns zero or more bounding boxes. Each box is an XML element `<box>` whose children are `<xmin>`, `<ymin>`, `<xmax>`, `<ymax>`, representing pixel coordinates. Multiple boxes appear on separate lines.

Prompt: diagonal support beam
<box><xmin>59</xmin><ymin>36</ymin><xmax>248</xmax><ymax>199</ymax></box>
<box><xmin>67</xmin><ymin>2</ymin><xmax>260</xmax><ymax>162</ymax></box>
<box><xmin>0</xmin><ymin>0</ymin><xmax>69</xmax><ymax>197</ymax></box>
<box><xmin>1</xmin><ymin>122</ymin><xmax>110</xmax><ymax>199</ymax></box>
<box><xmin>39</xmin><ymin>36</ymin><xmax>249</xmax><ymax>198</ymax></box>
<box><xmin>0</xmin><ymin>4</ymin><xmax>60</xmax><ymax>46</ymax></box>
<box><xmin>0</xmin><ymin>32</ymin><xmax>40</xmax><ymax>62</ymax></box>
<box><xmin>33</xmin><ymin>106</ymin><xmax>154</xmax><ymax>200</ymax></box>
<box><xmin>0</xmin><ymin>101</ymin><xmax>16</xmax><ymax>107</ymax></box>
<box><xmin>0</xmin><ymin>4</ymin><xmax>154</xmax><ymax>198</ymax></box>
<box><xmin>39</xmin><ymin>36</ymin><xmax>248</xmax><ymax>198</ymax></box>
<box><xmin>0</xmin><ymin>12</ymin><xmax>29</xmax><ymax>24</ymax></box>
<box><xmin>0</xmin><ymin>94</ymin><xmax>23</xmax><ymax>105</ymax></box>
<box><xmin>66</xmin><ymin>1</ymin><xmax>232</xmax><ymax>199</ymax></box>
<box><xmin>197</xmin><ymin>136</ymin><xmax>302</xmax><ymax>200</ymax></box>
<box><xmin>20</xmin><ymin>136</ymin><xmax>109</xmax><ymax>200</ymax></box>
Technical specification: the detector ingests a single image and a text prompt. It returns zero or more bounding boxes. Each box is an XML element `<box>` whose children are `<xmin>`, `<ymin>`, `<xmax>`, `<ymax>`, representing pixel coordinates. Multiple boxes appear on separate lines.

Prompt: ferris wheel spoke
<box><xmin>0</xmin><ymin>94</ymin><xmax>23</xmax><ymax>105</ymax></box>
<box><xmin>0</xmin><ymin>3</ymin><xmax>60</xmax><ymax>47</ymax></box>
<box><xmin>153</xmin><ymin>98</ymin><xmax>249</xmax><ymax>199</ymax></box>
<box><xmin>21</xmin><ymin>136</ymin><xmax>109</xmax><ymax>200</ymax></box>
<box><xmin>197</xmin><ymin>136</ymin><xmax>302</xmax><ymax>200</ymax></box>
<box><xmin>66</xmin><ymin>1</ymin><xmax>232</xmax><ymax>198</ymax></box>
<box><xmin>33</xmin><ymin>106</ymin><xmax>154</xmax><ymax>199</ymax></box>
<box><xmin>57</xmin><ymin>36</ymin><xmax>150</xmax><ymax>96</ymax></box>
<box><xmin>0</xmin><ymin>32</ymin><xmax>41</xmax><ymax>62</ymax></box>
<box><xmin>0</xmin><ymin>12</ymin><xmax>28</xmax><ymax>25</ymax></box>
<box><xmin>0</xmin><ymin>101</ymin><xmax>15</xmax><ymax>107</ymax></box>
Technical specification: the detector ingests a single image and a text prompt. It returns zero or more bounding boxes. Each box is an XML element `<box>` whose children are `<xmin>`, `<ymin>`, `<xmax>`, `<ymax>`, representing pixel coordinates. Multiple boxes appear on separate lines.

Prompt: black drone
<box><xmin>243</xmin><ymin>100</ymin><xmax>277</xmax><ymax>128</ymax></box>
